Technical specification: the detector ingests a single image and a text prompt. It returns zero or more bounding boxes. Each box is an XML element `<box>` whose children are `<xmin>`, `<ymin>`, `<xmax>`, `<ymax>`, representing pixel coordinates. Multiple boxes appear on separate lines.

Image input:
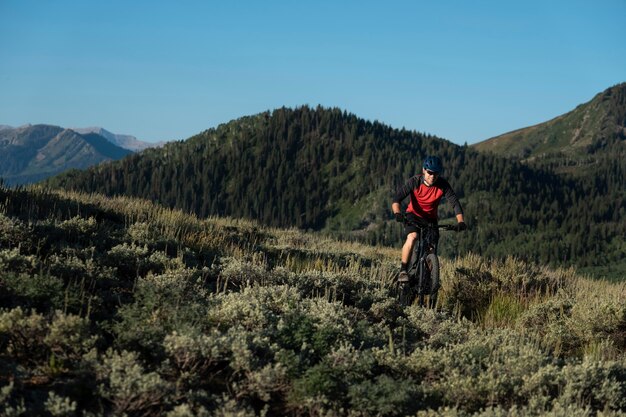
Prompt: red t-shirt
<box><xmin>393</xmin><ymin>175</ymin><xmax>463</xmax><ymax>221</ymax></box>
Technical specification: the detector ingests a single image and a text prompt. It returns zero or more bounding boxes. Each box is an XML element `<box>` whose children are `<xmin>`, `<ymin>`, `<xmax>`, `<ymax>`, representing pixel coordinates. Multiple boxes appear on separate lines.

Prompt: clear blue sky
<box><xmin>1</xmin><ymin>1</ymin><xmax>624</xmax><ymax>145</ymax></box>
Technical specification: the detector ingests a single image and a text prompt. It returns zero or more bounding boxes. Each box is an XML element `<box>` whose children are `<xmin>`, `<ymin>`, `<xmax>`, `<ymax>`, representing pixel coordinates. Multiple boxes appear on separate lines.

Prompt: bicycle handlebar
<box><xmin>437</xmin><ymin>224</ymin><xmax>459</xmax><ymax>232</ymax></box>
<box><xmin>403</xmin><ymin>218</ymin><xmax>460</xmax><ymax>232</ymax></box>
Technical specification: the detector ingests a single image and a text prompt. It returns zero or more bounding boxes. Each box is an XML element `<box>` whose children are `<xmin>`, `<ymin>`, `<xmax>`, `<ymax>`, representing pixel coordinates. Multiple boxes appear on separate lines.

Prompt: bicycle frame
<box><xmin>399</xmin><ymin>220</ymin><xmax>456</xmax><ymax>308</ymax></box>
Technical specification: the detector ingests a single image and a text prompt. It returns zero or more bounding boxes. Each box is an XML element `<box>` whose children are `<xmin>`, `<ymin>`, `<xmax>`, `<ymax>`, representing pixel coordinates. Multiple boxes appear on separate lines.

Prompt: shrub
<box><xmin>4</xmin><ymin>186</ymin><xmax>626</xmax><ymax>416</ymax></box>
<box><xmin>442</xmin><ymin>265</ymin><xmax>495</xmax><ymax>320</ymax></box>
<box><xmin>0</xmin><ymin>382</ymin><xmax>27</xmax><ymax>417</ymax></box>
<box><xmin>300</xmin><ymin>298</ymin><xmax>364</xmax><ymax>350</ymax></box>
<box><xmin>366</xmin><ymin>289</ymin><xmax>404</xmax><ymax>324</ymax></box>
<box><xmin>113</xmin><ymin>269</ymin><xmax>210</xmax><ymax>358</ymax></box>
<box><xmin>406</xmin><ymin>328</ymin><xmax>551</xmax><ymax>412</ymax></box>
<box><xmin>206</xmin><ymin>285</ymin><xmax>301</xmax><ymax>331</ymax></box>
<box><xmin>166</xmin><ymin>324</ymin><xmax>284</xmax><ymax>403</ymax></box>
<box><xmin>237</xmin><ymin>361</ymin><xmax>289</xmax><ymax>402</ymax></box>
<box><xmin>128</xmin><ymin>222</ymin><xmax>160</xmax><ymax>245</ymax></box>
<box><xmin>0</xmin><ymin>307</ymin><xmax>97</xmax><ymax>385</ymax></box>
<box><xmin>413</xmin><ymin>403</ymin><xmax>610</xmax><ymax>416</ymax></box>
<box><xmin>44</xmin><ymin>311</ymin><xmax>97</xmax><ymax>364</ymax></box>
<box><xmin>165</xmin><ymin>403</ymin><xmax>211</xmax><ymax>417</ymax></box>
<box><xmin>519</xmin><ymin>364</ymin><xmax>564</xmax><ymax>411</ymax></box>
<box><xmin>289</xmin><ymin>344</ymin><xmax>376</xmax><ymax>413</ymax></box>
<box><xmin>217</xmin><ymin>256</ymin><xmax>270</xmax><ymax>290</ymax></box>
<box><xmin>489</xmin><ymin>256</ymin><xmax>569</xmax><ymax>297</ymax></box>
<box><xmin>405</xmin><ymin>306</ymin><xmax>470</xmax><ymax>349</ymax></box>
<box><xmin>348</xmin><ymin>374</ymin><xmax>417</xmax><ymax>416</ymax></box>
<box><xmin>44</xmin><ymin>391</ymin><xmax>77</xmax><ymax>417</ymax></box>
<box><xmin>97</xmin><ymin>349</ymin><xmax>173</xmax><ymax>416</ymax></box>
<box><xmin>517</xmin><ymin>295</ymin><xmax>579</xmax><ymax>356</ymax></box>
<box><xmin>211</xmin><ymin>394</ymin><xmax>257</xmax><ymax>417</ymax></box>
<box><xmin>45</xmin><ymin>250</ymin><xmax>99</xmax><ymax>281</ymax></box>
<box><xmin>0</xmin><ymin>213</ymin><xmax>30</xmax><ymax>248</ymax></box>
<box><xmin>0</xmin><ymin>248</ymin><xmax>37</xmax><ymax>274</ymax></box>
<box><xmin>555</xmin><ymin>359</ymin><xmax>626</xmax><ymax>411</ymax></box>
<box><xmin>163</xmin><ymin>328</ymin><xmax>234</xmax><ymax>386</ymax></box>
<box><xmin>568</xmin><ymin>296</ymin><xmax>626</xmax><ymax>357</ymax></box>
<box><xmin>1</xmin><ymin>271</ymin><xmax>66</xmax><ymax>311</ymax></box>
<box><xmin>0</xmin><ymin>307</ymin><xmax>47</xmax><ymax>365</ymax></box>
<box><xmin>57</xmin><ymin>216</ymin><xmax>98</xmax><ymax>242</ymax></box>
<box><xmin>106</xmin><ymin>243</ymin><xmax>174</xmax><ymax>278</ymax></box>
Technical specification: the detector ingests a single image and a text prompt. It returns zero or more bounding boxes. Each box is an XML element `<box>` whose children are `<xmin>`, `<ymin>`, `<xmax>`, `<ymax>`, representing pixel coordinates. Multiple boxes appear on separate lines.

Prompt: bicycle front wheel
<box><xmin>425</xmin><ymin>253</ymin><xmax>440</xmax><ymax>308</ymax></box>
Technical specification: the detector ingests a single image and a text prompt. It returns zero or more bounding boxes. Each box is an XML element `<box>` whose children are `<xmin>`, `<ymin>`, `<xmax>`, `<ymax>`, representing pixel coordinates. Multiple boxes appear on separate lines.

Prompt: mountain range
<box><xmin>71</xmin><ymin>127</ymin><xmax>166</xmax><ymax>151</ymax></box>
<box><xmin>0</xmin><ymin>124</ymin><xmax>163</xmax><ymax>186</ymax></box>
<box><xmin>45</xmin><ymin>83</ymin><xmax>626</xmax><ymax>279</ymax></box>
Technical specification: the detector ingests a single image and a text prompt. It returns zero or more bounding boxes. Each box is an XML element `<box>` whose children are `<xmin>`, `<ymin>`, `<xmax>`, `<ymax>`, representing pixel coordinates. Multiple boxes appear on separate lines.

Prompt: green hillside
<box><xmin>473</xmin><ymin>83</ymin><xmax>626</xmax><ymax>174</ymax></box>
<box><xmin>44</xmin><ymin>106</ymin><xmax>626</xmax><ymax>279</ymax></box>
<box><xmin>1</xmin><ymin>185</ymin><xmax>626</xmax><ymax>416</ymax></box>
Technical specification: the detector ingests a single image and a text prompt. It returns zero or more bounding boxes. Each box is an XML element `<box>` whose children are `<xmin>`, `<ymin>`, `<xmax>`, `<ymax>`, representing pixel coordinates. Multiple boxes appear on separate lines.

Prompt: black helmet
<box><xmin>423</xmin><ymin>156</ymin><xmax>443</xmax><ymax>173</ymax></box>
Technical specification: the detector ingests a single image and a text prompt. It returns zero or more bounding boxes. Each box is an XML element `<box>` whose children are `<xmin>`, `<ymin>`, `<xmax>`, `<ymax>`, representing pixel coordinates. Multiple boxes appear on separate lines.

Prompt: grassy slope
<box><xmin>1</xmin><ymin>186</ymin><xmax>626</xmax><ymax>416</ymax></box>
<box><xmin>473</xmin><ymin>83</ymin><xmax>626</xmax><ymax>168</ymax></box>
<box><xmin>472</xmin><ymin>104</ymin><xmax>596</xmax><ymax>159</ymax></box>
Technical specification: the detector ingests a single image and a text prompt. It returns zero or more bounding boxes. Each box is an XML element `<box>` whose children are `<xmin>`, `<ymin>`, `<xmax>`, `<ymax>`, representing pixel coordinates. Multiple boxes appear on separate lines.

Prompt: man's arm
<box><xmin>441</xmin><ymin>179</ymin><xmax>466</xmax><ymax>229</ymax></box>
<box><xmin>392</xmin><ymin>176</ymin><xmax>420</xmax><ymax>222</ymax></box>
<box><xmin>392</xmin><ymin>175</ymin><xmax>420</xmax><ymax>213</ymax></box>
<box><xmin>442</xmin><ymin>180</ymin><xmax>463</xmax><ymax>218</ymax></box>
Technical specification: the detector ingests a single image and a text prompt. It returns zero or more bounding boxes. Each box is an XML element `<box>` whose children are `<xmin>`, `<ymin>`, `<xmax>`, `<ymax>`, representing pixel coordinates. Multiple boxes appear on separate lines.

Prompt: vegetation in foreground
<box><xmin>1</xmin><ymin>186</ymin><xmax>626</xmax><ymax>416</ymax></box>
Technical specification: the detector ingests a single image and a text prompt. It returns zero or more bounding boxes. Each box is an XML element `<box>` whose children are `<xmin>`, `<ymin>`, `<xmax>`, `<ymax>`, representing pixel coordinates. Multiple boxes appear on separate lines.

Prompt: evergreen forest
<box><xmin>45</xmin><ymin>105</ymin><xmax>626</xmax><ymax>280</ymax></box>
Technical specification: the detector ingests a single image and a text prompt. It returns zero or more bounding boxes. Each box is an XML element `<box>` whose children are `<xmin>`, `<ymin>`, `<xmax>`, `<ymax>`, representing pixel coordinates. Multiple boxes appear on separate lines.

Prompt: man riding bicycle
<box><xmin>392</xmin><ymin>155</ymin><xmax>466</xmax><ymax>283</ymax></box>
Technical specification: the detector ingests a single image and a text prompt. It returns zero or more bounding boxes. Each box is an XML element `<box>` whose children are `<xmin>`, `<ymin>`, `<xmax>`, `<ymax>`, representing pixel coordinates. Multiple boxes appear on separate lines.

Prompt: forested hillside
<box><xmin>46</xmin><ymin>106</ymin><xmax>626</xmax><ymax>279</ymax></box>
<box><xmin>1</xmin><ymin>185</ymin><xmax>626</xmax><ymax>416</ymax></box>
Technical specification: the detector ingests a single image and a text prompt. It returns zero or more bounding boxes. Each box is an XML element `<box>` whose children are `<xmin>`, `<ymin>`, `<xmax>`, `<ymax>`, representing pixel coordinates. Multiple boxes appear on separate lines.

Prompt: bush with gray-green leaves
<box><xmin>1</xmin><ymin>185</ymin><xmax>625</xmax><ymax>416</ymax></box>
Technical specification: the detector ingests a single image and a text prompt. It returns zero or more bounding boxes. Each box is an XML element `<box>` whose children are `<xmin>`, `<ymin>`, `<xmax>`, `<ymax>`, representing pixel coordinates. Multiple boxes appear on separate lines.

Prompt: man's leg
<box><xmin>402</xmin><ymin>232</ymin><xmax>418</xmax><ymax>263</ymax></box>
<box><xmin>399</xmin><ymin>232</ymin><xmax>417</xmax><ymax>282</ymax></box>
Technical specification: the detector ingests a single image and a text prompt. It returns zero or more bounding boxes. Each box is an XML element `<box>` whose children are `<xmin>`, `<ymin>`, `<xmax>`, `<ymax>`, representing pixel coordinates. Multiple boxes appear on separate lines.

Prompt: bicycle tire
<box><xmin>397</xmin><ymin>282</ymin><xmax>414</xmax><ymax>306</ymax></box>
<box><xmin>425</xmin><ymin>253</ymin><xmax>440</xmax><ymax>308</ymax></box>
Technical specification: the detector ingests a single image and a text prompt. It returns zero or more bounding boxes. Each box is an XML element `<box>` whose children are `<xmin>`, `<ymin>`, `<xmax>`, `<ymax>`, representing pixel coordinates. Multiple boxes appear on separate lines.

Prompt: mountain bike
<box><xmin>396</xmin><ymin>219</ymin><xmax>457</xmax><ymax>308</ymax></box>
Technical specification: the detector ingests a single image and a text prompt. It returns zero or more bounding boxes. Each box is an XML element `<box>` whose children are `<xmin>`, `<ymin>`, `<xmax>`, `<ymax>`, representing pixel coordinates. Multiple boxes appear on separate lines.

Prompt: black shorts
<box><xmin>404</xmin><ymin>213</ymin><xmax>440</xmax><ymax>252</ymax></box>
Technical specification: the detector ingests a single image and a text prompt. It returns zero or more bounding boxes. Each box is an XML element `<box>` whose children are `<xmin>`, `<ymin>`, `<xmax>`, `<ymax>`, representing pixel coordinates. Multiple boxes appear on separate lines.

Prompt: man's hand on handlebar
<box><xmin>456</xmin><ymin>221</ymin><xmax>467</xmax><ymax>232</ymax></box>
<box><xmin>394</xmin><ymin>212</ymin><xmax>405</xmax><ymax>223</ymax></box>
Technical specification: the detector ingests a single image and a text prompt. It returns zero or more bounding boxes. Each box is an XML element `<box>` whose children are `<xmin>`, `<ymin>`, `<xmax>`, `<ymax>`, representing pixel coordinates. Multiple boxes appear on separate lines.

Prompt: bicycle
<box><xmin>396</xmin><ymin>219</ymin><xmax>458</xmax><ymax>308</ymax></box>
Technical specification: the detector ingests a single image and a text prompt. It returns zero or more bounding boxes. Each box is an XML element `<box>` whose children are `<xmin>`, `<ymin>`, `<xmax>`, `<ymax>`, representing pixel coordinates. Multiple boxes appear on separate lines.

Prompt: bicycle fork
<box><xmin>416</xmin><ymin>229</ymin><xmax>438</xmax><ymax>308</ymax></box>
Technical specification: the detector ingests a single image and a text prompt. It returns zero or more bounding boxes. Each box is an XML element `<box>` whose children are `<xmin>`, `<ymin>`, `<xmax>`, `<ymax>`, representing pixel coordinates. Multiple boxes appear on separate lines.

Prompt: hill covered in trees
<box><xmin>46</xmin><ymin>105</ymin><xmax>626</xmax><ymax>279</ymax></box>
<box><xmin>1</xmin><ymin>185</ymin><xmax>626</xmax><ymax>416</ymax></box>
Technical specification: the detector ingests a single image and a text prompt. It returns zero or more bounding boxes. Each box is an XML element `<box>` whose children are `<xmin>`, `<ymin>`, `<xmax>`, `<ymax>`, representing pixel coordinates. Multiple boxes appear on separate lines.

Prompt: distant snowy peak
<box><xmin>72</xmin><ymin>127</ymin><xmax>165</xmax><ymax>151</ymax></box>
